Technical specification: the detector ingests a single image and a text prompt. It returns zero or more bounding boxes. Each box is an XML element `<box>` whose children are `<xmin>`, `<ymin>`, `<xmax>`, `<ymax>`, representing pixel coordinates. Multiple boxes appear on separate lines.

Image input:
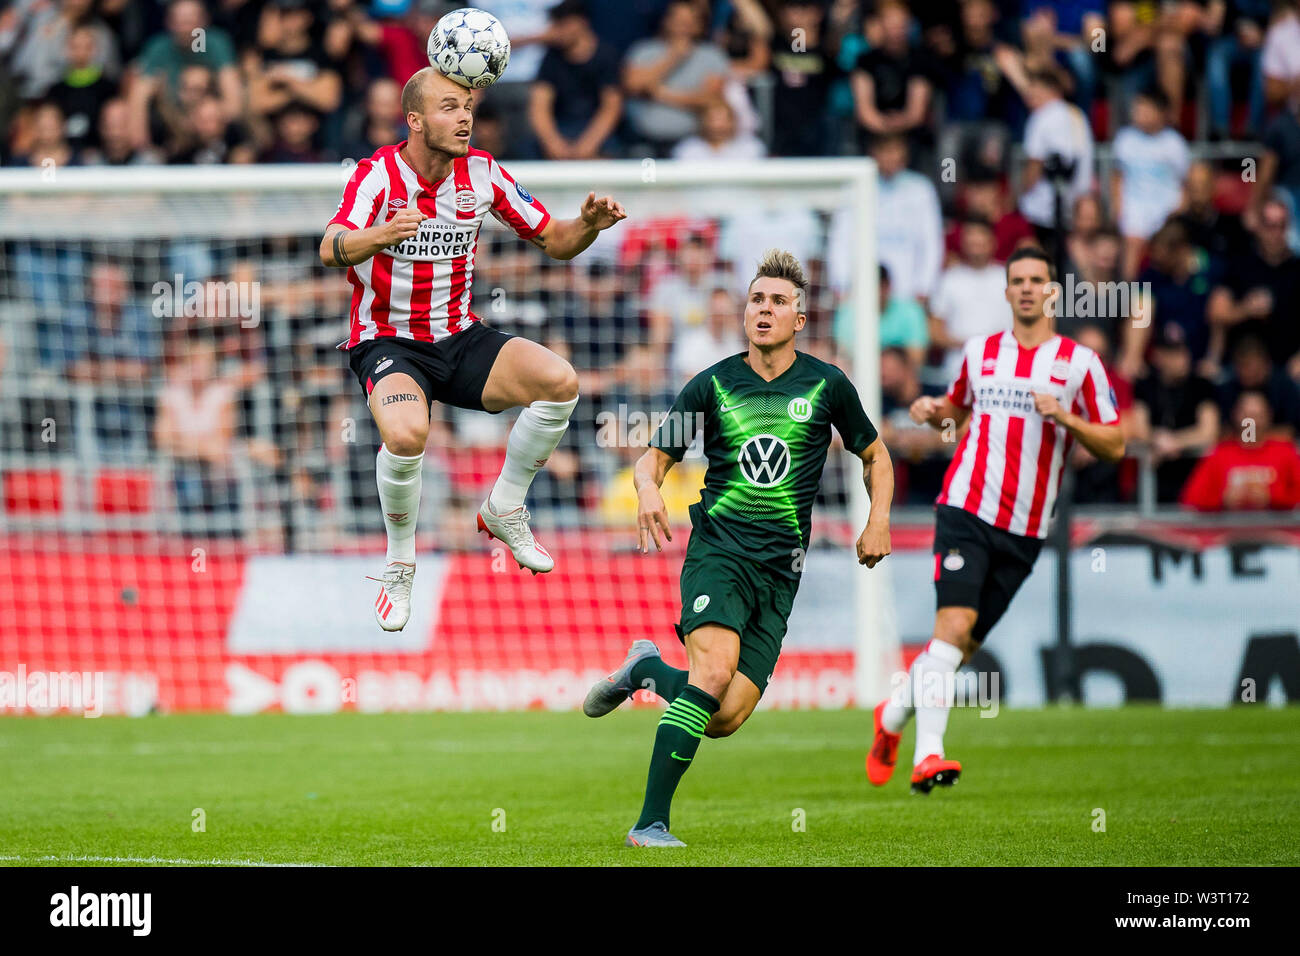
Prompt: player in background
<box><xmin>582</xmin><ymin>250</ymin><xmax>895</xmax><ymax>847</ymax></box>
<box><xmin>319</xmin><ymin>67</ymin><xmax>625</xmax><ymax>631</ymax></box>
<box><xmin>867</xmin><ymin>246</ymin><xmax>1125</xmax><ymax>793</ymax></box>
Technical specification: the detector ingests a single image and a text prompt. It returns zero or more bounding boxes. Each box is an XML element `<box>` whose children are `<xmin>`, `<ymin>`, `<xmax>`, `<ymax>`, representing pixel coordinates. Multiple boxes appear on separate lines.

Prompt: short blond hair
<box><xmin>749</xmin><ymin>248</ymin><xmax>808</xmax><ymax>312</ymax></box>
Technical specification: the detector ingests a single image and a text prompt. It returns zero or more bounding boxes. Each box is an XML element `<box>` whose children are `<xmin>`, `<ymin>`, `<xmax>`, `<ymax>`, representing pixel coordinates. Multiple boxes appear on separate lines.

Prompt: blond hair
<box><xmin>749</xmin><ymin>248</ymin><xmax>808</xmax><ymax>312</ymax></box>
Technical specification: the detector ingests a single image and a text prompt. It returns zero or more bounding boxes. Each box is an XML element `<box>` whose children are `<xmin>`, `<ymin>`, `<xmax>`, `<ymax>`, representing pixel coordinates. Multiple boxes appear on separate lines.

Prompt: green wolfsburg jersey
<box><xmin>651</xmin><ymin>351</ymin><xmax>878</xmax><ymax>579</ymax></box>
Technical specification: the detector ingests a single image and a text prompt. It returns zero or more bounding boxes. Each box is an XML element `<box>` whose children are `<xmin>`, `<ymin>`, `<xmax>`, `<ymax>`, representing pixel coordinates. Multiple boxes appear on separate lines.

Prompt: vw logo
<box><xmin>738</xmin><ymin>434</ymin><xmax>791</xmax><ymax>487</ymax></box>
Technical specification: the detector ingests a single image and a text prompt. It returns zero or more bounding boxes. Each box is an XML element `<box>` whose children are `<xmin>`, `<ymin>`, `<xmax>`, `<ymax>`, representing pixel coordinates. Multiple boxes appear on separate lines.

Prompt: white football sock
<box><xmin>489</xmin><ymin>396</ymin><xmax>578</xmax><ymax>512</ymax></box>
<box><xmin>376</xmin><ymin>444</ymin><xmax>423</xmax><ymax>564</ymax></box>
<box><xmin>913</xmin><ymin>639</ymin><xmax>964</xmax><ymax>765</ymax></box>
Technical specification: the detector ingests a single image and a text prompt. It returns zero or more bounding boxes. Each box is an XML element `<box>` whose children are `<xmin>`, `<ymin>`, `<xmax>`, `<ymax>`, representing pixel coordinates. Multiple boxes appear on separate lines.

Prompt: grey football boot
<box><xmin>583</xmin><ymin>640</ymin><xmax>662</xmax><ymax>717</ymax></box>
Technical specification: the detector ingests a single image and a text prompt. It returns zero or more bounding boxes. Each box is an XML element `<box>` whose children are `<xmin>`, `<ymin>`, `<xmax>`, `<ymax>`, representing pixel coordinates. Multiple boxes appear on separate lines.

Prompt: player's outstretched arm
<box><xmin>856</xmin><ymin>437</ymin><xmax>894</xmax><ymax>568</ymax></box>
<box><xmin>1031</xmin><ymin>392</ymin><xmax>1127</xmax><ymax>462</ymax></box>
<box><xmin>529</xmin><ymin>192</ymin><xmax>627</xmax><ymax>261</ymax></box>
<box><xmin>319</xmin><ymin>210</ymin><xmax>424</xmax><ymax>268</ymax></box>
<box><xmin>909</xmin><ymin>394</ymin><xmax>970</xmax><ymax>433</ymax></box>
<box><xmin>633</xmin><ymin>447</ymin><xmax>676</xmax><ymax>554</ymax></box>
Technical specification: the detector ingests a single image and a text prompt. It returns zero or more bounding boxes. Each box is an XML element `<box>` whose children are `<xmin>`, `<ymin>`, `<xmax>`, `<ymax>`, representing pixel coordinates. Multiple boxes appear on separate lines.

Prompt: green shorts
<box><xmin>675</xmin><ymin>535</ymin><xmax>800</xmax><ymax>696</ymax></box>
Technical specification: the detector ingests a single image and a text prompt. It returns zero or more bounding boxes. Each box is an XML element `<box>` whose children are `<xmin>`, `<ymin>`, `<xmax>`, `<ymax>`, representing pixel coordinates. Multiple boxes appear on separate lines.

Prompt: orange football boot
<box><xmin>910</xmin><ymin>753</ymin><xmax>962</xmax><ymax>794</ymax></box>
<box><xmin>866</xmin><ymin>701</ymin><xmax>902</xmax><ymax>786</ymax></box>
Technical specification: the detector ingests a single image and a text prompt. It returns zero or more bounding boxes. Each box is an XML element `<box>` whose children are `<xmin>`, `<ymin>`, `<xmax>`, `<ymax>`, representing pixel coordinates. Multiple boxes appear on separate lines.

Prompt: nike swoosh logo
<box><xmin>670</xmin><ymin>751</ymin><xmax>692</xmax><ymax>762</ymax></box>
<box><xmin>720</xmin><ymin>403</ymin><xmax>747</xmax><ymax>413</ymax></box>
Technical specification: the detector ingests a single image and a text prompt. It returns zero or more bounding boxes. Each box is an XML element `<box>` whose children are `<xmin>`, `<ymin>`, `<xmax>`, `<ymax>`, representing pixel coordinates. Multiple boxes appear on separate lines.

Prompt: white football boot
<box><xmin>367</xmin><ymin>561</ymin><xmax>415</xmax><ymax>631</ymax></box>
<box><xmin>476</xmin><ymin>498</ymin><xmax>554</xmax><ymax>574</ymax></box>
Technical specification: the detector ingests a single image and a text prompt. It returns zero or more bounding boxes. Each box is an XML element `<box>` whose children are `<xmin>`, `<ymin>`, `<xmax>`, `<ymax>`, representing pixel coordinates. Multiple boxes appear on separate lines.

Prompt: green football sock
<box><xmin>629</xmin><ymin>656</ymin><xmax>688</xmax><ymax>702</ymax></box>
<box><xmin>634</xmin><ymin>684</ymin><xmax>720</xmax><ymax>830</ymax></box>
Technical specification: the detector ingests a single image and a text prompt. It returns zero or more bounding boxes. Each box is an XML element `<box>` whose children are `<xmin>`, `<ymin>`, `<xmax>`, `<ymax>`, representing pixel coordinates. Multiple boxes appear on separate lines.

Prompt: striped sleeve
<box><xmin>1073</xmin><ymin>350</ymin><xmax>1121</xmax><ymax>424</ymax></box>
<box><xmin>947</xmin><ymin>350</ymin><xmax>973</xmax><ymax>408</ymax></box>
<box><xmin>488</xmin><ymin>157</ymin><xmax>550</xmax><ymax>240</ymax></box>
<box><xmin>329</xmin><ymin>160</ymin><xmax>386</xmax><ymax>231</ymax></box>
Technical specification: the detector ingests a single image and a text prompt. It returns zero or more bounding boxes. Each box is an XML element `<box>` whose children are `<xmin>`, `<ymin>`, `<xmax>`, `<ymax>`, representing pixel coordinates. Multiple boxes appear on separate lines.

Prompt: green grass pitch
<box><xmin>2</xmin><ymin>706</ymin><xmax>1296</xmax><ymax>866</ymax></box>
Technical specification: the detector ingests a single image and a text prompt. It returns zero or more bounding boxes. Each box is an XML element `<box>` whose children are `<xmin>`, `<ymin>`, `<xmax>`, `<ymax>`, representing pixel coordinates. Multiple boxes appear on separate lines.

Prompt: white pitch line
<box><xmin>0</xmin><ymin>854</ymin><xmax>331</xmax><ymax>867</ymax></box>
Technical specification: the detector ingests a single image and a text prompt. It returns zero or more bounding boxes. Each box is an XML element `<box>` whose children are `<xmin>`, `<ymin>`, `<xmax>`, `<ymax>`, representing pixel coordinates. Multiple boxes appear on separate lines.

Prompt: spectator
<box><xmin>1122</xmin><ymin>220</ymin><xmax>1214</xmax><ymax>380</ymax></box>
<box><xmin>949</xmin><ymin>174</ymin><xmax>1037</xmax><ymax>262</ymax></box>
<box><xmin>361</xmin><ymin>0</ymin><xmax>454</xmax><ymax>88</ymax></box>
<box><xmin>1205</xmin><ymin>0</ymin><xmax>1269</xmax><ymax>139</ymax></box>
<box><xmin>851</xmin><ymin>1</ymin><xmax>932</xmax><ymax>152</ymax></box>
<box><xmin>245</xmin><ymin>0</ymin><xmax>343</xmax><ymax>140</ymax></box>
<box><xmin>878</xmin><ymin>345</ymin><xmax>949</xmax><ymax>504</ymax></box>
<box><xmin>931</xmin><ymin>0</ymin><xmax>1014</xmax><ymax>183</ymax></box>
<box><xmin>670</xmin><ymin>98</ymin><xmax>765</xmax><ymax>160</ymax></box>
<box><xmin>80</xmin><ymin>97</ymin><xmax>163</xmax><ymax>165</ymax></box>
<box><xmin>1262</xmin><ymin>0</ymin><xmax>1300</xmax><ymax>110</ymax></box>
<box><xmin>1020</xmin><ymin>1</ymin><xmax>1107</xmax><ymax>116</ymax></box>
<box><xmin>623</xmin><ymin>0</ymin><xmax>729</xmax><ymax>155</ymax></box>
<box><xmin>128</xmin><ymin>0</ymin><xmax>241</xmax><ymax>149</ymax></box>
<box><xmin>7</xmin><ymin>0</ymin><xmax>121</xmax><ymax>100</ymax></box>
<box><xmin>870</xmin><ymin>133</ymin><xmax>944</xmax><ymax>305</ymax></box>
<box><xmin>1216</xmin><ymin>336</ymin><xmax>1300</xmax><ymax>438</ymax></box>
<box><xmin>155</xmin><ymin>63</ymin><xmax>218</xmax><ymax>156</ymax></box>
<box><xmin>261</xmin><ymin>102</ymin><xmax>326</xmax><ymax>163</ymax></box>
<box><xmin>46</xmin><ymin>24</ymin><xmax>119</xmax><ymax>156</ymax></box>
<box><xmin>1180</xmin><ymin>390</ymin><xmax>1300</xmax><ymax>511</ymax></box>
<box><xmin>835</xmin><ymin>263</ymin><xmax>927</xmax><ymax>364</ymax></box>
<box><xmin>154</xmin><ymin>338</ymin><xmax>255</xmax><ymax>530</ymax></box>
<box><xmin>930</xmin><ymin>217</ymin><xmax>1010</xmax><ymax>381</ymax></box>
<box><xmin>10</xmin><ymin>101</ymin><xmax>76</xmax><ymax>169</ymax></box>
<box><xmin>1110</xmin><ymin>86</ymin><xmax>1190</xmax><ymax>279</ymax></box>
<box><xmin>1061</xmin><ymin>225</ymin><xmax>1126</xmax><ymax>347</ymax></box>
<box><xmin>529</xmin><ymin>0</ymin><xmax>623</xmax><ymax>160</ymax></box>
<box><xmin>1257</xmin><ymin>99</ymin><xmax>1300</xmax><ymax>252</ymax></box>
<box><xmin>1133</xmin><ymin>322</ymin><xmax>1220</xmax><ymax>502</ymax></box>
<box><xmin>1175</xmin><ymin>160</ymin><xmax>1249</xmax><ymax>270</ymax></box>
<box><xmin>998</xmin><ymin>54</ymin><xmax>1095</xmax><ymax>239</ymax></box>
<box><xmin>646</xmin><ymin>231</ymin><xmax>718</xmax><ymax>346</ymax></box>
<box><xmin>769</xmin><ymin>0</ymin><xmax>839</xmax><ymax>157</ymax></box>
<box><xmin>338</xmin><ymin>78</ymin><xmax>405</xmax><ymax>160</ymax></box>
<box><xmin>64</xmin><ymin>260</ymin><xmax>159</xmax><ymax>449</ymax></box>
<box><xmin>1207</xmin><ymin>196</ymin><xmax>1300</xmax><ymax>376</ymax></box>
<box><xmin>1071</xmin><ymin>322</ymin><xmax>1136</xmax><ymax>503</ymax></box>
<box><xmin>672</xmin><ymin>287</ymin><xmax>745</xmax><ymax>382</ymax></box>
<box><xmin>170</xmin><ymin>94</ymin><xmax>255</xmax><ymax>165</ymax></box>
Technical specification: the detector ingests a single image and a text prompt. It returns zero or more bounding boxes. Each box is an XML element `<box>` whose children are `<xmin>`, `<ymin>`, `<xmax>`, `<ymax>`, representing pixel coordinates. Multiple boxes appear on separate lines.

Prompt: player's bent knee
<box><xmin>382</xmin><ymin>424</ymin><xmax>428</xmax><ymax>458</ymax></box>
<box><xmin>538</xmin><ymin>361</ymin><xmax>579</xmax><ymax>403</ymax></box>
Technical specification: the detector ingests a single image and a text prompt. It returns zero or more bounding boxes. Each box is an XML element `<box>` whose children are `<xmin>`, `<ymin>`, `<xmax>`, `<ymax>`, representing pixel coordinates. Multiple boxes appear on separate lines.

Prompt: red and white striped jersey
<box><xmin>937</xmin><ymin>330</ymin><xmax>1120</xmax><ymax>539</ymax></box>
<box><xmin>329</xmin><ymin>142</ymin><xmax>550</xmax><ymax>347</ymax></box>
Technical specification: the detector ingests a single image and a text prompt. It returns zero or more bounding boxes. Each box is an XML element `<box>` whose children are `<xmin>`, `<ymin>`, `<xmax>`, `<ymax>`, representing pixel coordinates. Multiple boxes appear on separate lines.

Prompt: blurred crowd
<box><xmin>4</xmin><ymin>0</ymin><xmax>1300</xmax><ymax>522</ymax></box>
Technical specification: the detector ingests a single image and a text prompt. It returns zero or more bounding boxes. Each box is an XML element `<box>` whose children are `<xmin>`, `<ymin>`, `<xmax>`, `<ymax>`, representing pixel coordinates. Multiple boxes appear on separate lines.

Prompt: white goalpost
<box><xmin>0</xmin><ymin>158</ymin><xmax>895</xmax><ymax>715</ymax></box>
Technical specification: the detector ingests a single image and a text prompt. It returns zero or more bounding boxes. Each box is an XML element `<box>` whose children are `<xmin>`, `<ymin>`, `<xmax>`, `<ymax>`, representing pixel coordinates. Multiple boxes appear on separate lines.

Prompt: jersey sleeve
<box><xmin>488</xmin><ymin>157</ymin><xmax>551</xmax><ymax>240</ymax></box>
<box><xmin>1072</xmin><ymin>350</ymin><xmax>1121</xmax><ymax>425</ymax></box>
<box><xmin>947</xmin><ymin>350</ymin><xmax>974</xmax><ymax>408</ymax></box>
<box><xmin>329</xmin><ymin>159</ymin><xmax>386</xmax><ymax>230</ymax></box>
<box><xmin>830</xmin><ymin>370</ymin><xmax>879</xmax><ymax>456</ymax></box>
<box><xmin>650</xmin><ymin>373</ymin><xmax>710</xmax><ymax>461</ymax></box>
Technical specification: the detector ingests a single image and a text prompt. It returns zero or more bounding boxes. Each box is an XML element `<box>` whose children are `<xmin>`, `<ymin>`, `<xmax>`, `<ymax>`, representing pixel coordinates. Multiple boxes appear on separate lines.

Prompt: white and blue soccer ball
<box><xmin>427</xmin><ymin>8</ymin><xmax>511</xmax><ymax>89</ymax></box>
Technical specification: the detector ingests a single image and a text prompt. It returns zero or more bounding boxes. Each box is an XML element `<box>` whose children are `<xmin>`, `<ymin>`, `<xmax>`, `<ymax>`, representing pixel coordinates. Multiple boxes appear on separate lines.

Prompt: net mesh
<box><xmin>0</xmin><ymin>164</ymin><xmax>875</xmax><ymax>715</ymax></box>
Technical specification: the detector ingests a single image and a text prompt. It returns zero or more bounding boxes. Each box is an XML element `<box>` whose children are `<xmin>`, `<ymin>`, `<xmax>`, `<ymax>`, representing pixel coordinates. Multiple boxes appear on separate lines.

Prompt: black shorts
<box><xmin>346</xmin><ymin>321</ymin><xmax>515</xmax><ymax>414</ymax></box>
<box><xmin>933</xmin><ymin>504</ymin><xmax>1044</xmax><ymax>644</ymax></box>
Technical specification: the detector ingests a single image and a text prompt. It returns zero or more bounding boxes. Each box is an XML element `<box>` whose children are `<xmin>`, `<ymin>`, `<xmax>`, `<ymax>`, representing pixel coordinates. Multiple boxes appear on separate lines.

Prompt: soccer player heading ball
<box><xmin>320</xmin><ymin>67</ymin><xmax>626</xmax><ymax>631</ymax></box>
<box><xmin>868</xmin><ymin>246</ymin><xmax>1125</xmax><ymax>794</ymax></box>
<box><xmin>583</xmin><ymin>250</ymin><xmax>896</xmax><ymax>847</ymax></box>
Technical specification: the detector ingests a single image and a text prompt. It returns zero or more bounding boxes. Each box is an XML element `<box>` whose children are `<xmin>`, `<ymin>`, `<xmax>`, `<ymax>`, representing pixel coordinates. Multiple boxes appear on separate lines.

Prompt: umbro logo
<box><xmin>981</xmin><ymin>359</ymin><xmax>997</xmax><ymax>373</ymax></box>
<box><xmin>388</xmin><ymin>198</ymin><xmax>407</xmax><ymax>208</ymax></box>
<box><xmin>386</xmin><ymin>512</ymin><xmax>409</xmax><ymax>521</ymax></box>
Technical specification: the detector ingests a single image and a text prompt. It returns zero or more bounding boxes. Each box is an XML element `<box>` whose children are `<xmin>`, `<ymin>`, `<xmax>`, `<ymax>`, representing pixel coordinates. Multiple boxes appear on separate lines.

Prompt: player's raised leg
<box><xmin>625</xmin><ymin>625</ymin><xmax>732</xmax><ymax>847</ymax></box>
<box><xmin>475</xmin><ymin>337</ymin><xmax>579</xmax><ymax>573</ymax></box>
<box><xmin>365</xmin><ymin>373</ymin><xmax>430</xmax><ymax>631</ymax></box>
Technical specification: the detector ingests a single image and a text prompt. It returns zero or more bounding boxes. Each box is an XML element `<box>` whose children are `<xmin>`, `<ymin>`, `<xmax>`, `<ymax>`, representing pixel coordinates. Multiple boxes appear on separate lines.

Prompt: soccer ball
<box><xmin>427</xmin><ymin>8</ymin><xmax>511</xmax><ymax>89</ymax></box>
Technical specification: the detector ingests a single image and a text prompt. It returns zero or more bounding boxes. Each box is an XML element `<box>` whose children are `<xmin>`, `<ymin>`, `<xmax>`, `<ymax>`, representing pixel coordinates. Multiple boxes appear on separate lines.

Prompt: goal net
<box><xmin>0</xmin><ymin>159</ymin><xmax>892</xmax><ymax>716</ymax></box>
